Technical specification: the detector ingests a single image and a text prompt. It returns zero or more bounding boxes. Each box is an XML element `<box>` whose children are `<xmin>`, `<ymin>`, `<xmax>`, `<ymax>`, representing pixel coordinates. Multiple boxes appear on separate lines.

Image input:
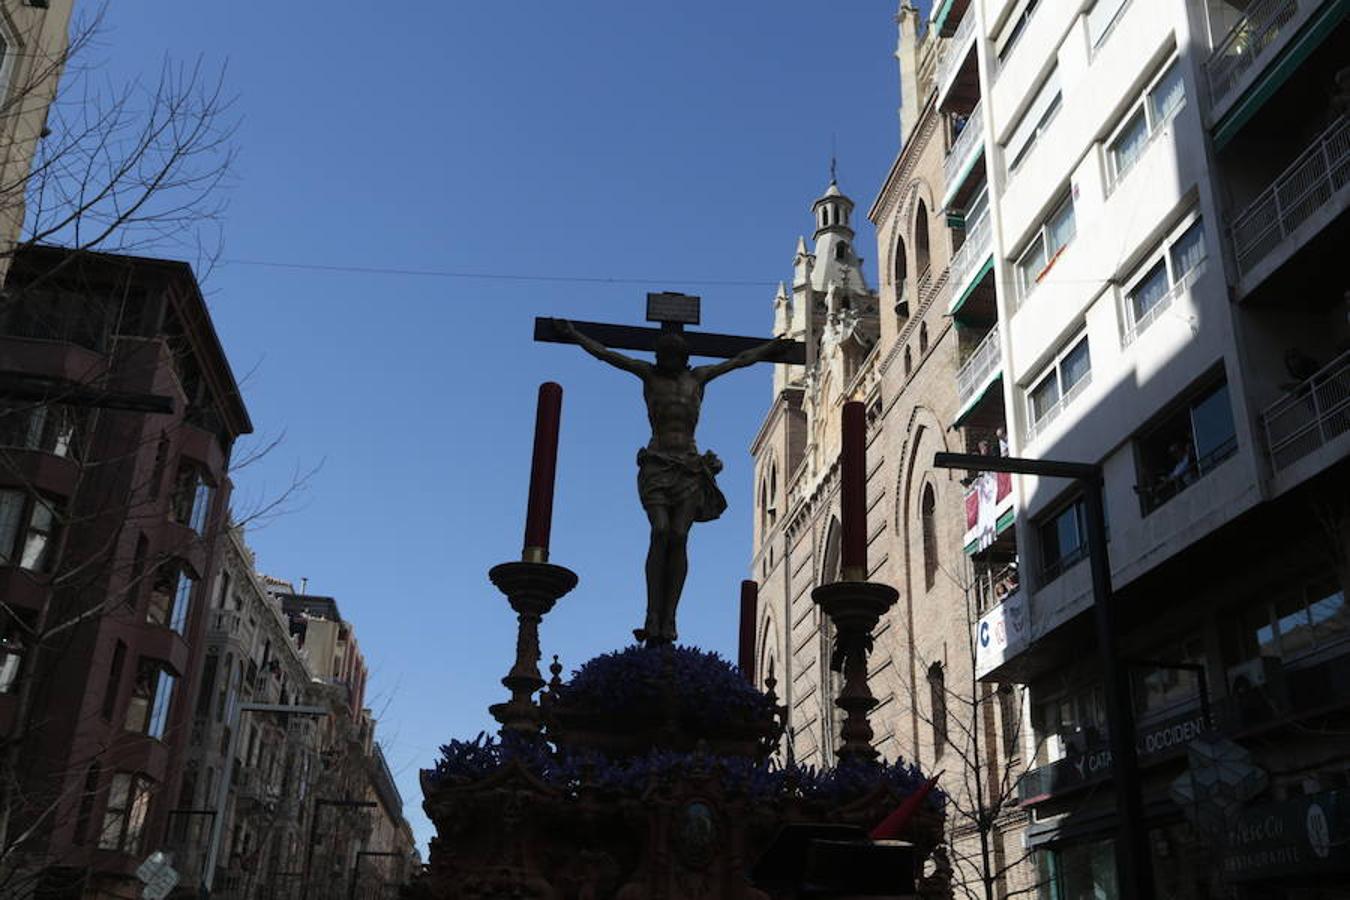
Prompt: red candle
<box><xmin>522</xmin><ymin>382</ymin><xmax>563</xmax><ymax>562</ymax></box>
<box><xmin>738</xmin><ymin>580</ymin><xmax>758</xmax><ymax>681</ymax></box>
<box><xmin>841</xmin><ymin>400</ymin><xmax>867</xmax><ymax>580</ymax></box>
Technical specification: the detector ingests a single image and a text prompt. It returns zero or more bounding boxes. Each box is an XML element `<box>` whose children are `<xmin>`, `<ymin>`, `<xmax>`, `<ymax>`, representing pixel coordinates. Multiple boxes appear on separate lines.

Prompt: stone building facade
<box><xmin>750</xmin><ymin>4</ymin><xmax>1032</xmax><ymax>896</ymax></box>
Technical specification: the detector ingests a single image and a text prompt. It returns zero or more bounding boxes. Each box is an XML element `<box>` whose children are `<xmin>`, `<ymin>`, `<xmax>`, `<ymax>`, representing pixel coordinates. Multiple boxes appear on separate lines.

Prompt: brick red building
<box><xmin>0</xmin><ymin>246</ymin><xmax>251</xmax><ymax>898</ymax></box>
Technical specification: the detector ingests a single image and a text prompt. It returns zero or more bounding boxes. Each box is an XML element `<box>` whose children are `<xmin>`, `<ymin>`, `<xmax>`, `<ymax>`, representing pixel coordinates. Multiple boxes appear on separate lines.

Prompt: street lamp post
<box><xmin>304</xmin><ymin>798</ymin><xmax>377</xmax><ymax>900</ymax></box>
<box><xmin>933</xmin><ymin>451</ymin><xmax>1154</xmax><ymax>900</ymax></box>
<box><xmin>347</xmin><ymin>850</ymin><xmax>403</xmax><ymax>900</ymax></box>
<box><xmin>201</xmin><ymin>702</ymin><xmax>328</xmax><ymax>897</ymax></box>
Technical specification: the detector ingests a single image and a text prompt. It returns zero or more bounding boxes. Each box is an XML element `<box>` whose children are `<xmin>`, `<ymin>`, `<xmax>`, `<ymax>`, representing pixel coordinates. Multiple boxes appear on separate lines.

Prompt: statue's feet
<box><xmin>634</xmin><ymin>627</ymin><xmax>674</xmax><ymax>647</ymax></box>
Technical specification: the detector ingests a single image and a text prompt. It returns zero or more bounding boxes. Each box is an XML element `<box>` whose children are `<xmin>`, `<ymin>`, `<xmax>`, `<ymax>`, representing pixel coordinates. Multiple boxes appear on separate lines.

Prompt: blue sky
<box><xmin>93</xmin><ymin>1</ymin><xmax>924</xmax><ymax>852</ymax></box>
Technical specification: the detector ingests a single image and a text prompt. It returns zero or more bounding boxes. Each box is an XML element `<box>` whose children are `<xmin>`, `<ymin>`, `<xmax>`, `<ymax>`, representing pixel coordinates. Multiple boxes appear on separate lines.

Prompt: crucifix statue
<box><xmin>537</xmin><ymin>293</ymin><xmax>805</xmax><ymax>646</ymax></box>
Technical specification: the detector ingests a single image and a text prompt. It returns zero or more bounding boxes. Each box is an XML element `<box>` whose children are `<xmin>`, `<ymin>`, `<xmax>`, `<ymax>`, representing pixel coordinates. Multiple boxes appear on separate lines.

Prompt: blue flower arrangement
<box><xmin>430</xmin><ymin>732</ymin><xmax>944</xmax><ymax>812</ymax></box>
<box><xmin>551</xmin><ymin>643</ymin><xmax>777</xmax><ymax>729</ymax></box>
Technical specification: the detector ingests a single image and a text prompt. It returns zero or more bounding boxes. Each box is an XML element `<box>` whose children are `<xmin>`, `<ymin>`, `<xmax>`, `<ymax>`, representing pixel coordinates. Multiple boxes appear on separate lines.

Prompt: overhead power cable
<box><xmin>222</xmin><ymin>257</ymin><xmax>779</xmax><ymax>289</ymax></box>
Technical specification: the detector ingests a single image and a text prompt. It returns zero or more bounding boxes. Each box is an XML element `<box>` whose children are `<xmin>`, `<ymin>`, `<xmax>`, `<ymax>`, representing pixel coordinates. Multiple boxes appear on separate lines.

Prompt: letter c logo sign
<box><xmin>979</xmin><ymin>621</ymin><xmax>990</xmax><ymax>647</ymax></box>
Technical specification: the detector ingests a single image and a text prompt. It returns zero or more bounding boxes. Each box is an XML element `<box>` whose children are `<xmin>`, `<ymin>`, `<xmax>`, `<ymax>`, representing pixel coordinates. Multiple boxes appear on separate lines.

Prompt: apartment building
<box><xmin>935</xmin><ymin>0</ymin><xmax>1349</xmax><ymax>894</ymax></box>
<box><xmin>0</xmin><ymin>246</ymin><xmax>252</xmax><ymax>899</ymax></box>
<box><xmin>0</xmin><ymin>0</ymin><xmax>74</xmax><ymax>280</ymax></box>
<box><xmin>750</xmin><ymin>5</ymin><xmax>1036</xmax><ymax>895</ymax></box>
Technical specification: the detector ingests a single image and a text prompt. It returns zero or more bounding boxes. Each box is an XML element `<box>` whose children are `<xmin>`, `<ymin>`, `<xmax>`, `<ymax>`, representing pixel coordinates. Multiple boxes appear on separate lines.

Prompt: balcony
<box><xmin>946</xmin><ymin>212</ymin><xmax>992</xmax><ymax>313</ymax></box>
<box><xmin>936</xmin><ymin>8</ymin><xmax>978</xmax><ymax>106</ymax></box>
<box><xmin>962</xmin><ymin>470</ymin><xmax>1014</xmax><ymax>554</ymax></box>
<box><xmin>1230</xmin><ymin>115</ymin><xmax>1349</xmax><ymax>278</ymax></box>
<box><xmin>944</xmin><ymin>100</ymin><xmax>985</xmax><ymax>194</ymax></box>
<box><xmin>1206</xmin><ymin>0</ymin><xmax>1299</xmax><ymax>113</ymax></box>
<box><xmin>956</xmin><ymin>323</ymin><xmax>1001</xmax><ymax>408</ymax></box>
<box><xmin>1261</xmin><ymin>346</ymin><xmax>1350</xmax><ymax>473</ymax></box>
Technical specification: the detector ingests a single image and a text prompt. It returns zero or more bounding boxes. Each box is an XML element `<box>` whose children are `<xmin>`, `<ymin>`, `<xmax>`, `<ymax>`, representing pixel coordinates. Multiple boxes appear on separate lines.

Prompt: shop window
<box><xmin>1015</xmin><ymin>193</ymin><xmax>1076</xmax><ymax>301</ymax></box>
<box><xmin>98</xmin><ymin>772</ymin><xmax>153</xmax><ymax>854</ymax></box>
<box><xmin>0</xmin><ymin>402</ymin><xmax>79</xmax><ymax>458</ymax></box>
<box><xmin>1038</xmin><ymin>839</ymin><xmax>1118</xmax><ymax>899</ymax></box>
<box><xmin>1134</xmin><ymin>380</ymin><xmax>1236</xmax><ymax>514</ymax></box>
<box><xmin>1027</xmin><ymin>333</ymin><xmax>1091</xmax><ymax>437</ymax></box>
<box><xmin>147</xmin><ymin>563</ymin><xmax>195</xmax><ymax>635</ymax></box>
<box><xmin>1038</xmin><ymin>496</ymin><xmax>1088</xmax><ymax>584</ymax></box>
<box><xmin>124</xmin><ymin>658</ymin><xmax>177</xmax><ymax>740</ymax></box>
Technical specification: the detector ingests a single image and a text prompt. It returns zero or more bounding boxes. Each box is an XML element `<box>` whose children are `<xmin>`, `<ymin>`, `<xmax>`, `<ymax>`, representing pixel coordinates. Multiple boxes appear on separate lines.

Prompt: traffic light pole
<box><xmin>933</xmin><ymin>452</ymin><xmax>1153</xmax><ymax>900</ymax></box>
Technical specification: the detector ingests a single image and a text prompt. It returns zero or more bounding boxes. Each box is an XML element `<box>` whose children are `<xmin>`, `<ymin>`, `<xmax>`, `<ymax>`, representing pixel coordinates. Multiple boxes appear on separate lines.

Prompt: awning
<box><xmin>1212</xmin><ymin>0</ymin><xmax>1350</xmax><ymax>150</ymax></box>
<box><xmin>931</xmin><ymin>0</ymin><xmax>957</xmax><ymax>36</ymax></box>
<box><xmin>951</xmin><ymin>370</ymin><xmax>1002</xmax><ymax>429</ymax></box>
<box><xmin>948</xmin><ymin>256</ymin><xmax>994</xmax><ymax>318</ymax></box>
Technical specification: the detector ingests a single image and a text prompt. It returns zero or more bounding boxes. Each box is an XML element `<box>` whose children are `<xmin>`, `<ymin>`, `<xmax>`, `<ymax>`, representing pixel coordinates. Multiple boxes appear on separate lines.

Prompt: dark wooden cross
<box><xmin>534</xmin><ymin>292</ymin><xmax>805</xmax><ymax>365</ymax></box>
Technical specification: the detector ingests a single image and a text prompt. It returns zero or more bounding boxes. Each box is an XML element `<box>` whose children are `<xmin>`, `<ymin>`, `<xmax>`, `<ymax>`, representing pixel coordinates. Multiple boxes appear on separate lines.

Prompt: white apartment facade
<box><xmin>935</xmin><ymin>0</ymin><xmax>1349</xmax><ymax>895</ymax></box>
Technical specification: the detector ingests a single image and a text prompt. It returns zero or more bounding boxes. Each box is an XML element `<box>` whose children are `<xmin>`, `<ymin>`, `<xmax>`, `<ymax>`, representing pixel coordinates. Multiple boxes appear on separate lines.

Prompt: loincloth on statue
<box><xmin>635</xmin><ymin>447</ymin><xmax>727</xmax><ymax>523</ymax></box>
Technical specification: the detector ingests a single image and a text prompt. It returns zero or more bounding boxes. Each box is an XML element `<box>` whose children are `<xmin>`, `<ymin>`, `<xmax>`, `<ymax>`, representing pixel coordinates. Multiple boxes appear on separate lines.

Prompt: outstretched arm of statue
<box><xmin>552</xmin><ymin>319</ymin><xmax>650</xmax><ymax>378</ymax></box>
<box><xmin>694</xmin><ymin>335</ymin><xmax>792</xmax><ymax>383</ymax></box>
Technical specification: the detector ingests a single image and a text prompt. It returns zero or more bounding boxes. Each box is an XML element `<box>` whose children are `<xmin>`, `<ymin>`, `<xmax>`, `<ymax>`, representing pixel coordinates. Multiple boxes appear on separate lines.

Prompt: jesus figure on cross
<box><xmin>552</xmin><ymin>318</ymin><xmax>789</xmax><ymax>645</ymax></box>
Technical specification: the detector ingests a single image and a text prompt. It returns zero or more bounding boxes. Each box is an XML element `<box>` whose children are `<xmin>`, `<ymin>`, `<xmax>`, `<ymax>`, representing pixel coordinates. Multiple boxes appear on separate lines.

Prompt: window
<box><xmin>101</xmin><ymin>640</ymin><xmax>126</xmax><ymax>720</ymax></box>
<box><xmin>148</xmin><ymin>564</ymin><xmax>195</xmax><ymax>635</ymax></box>
<box><xmin>921</xmin><ymin>485</ymin><xmax>939</xmax><ymax>591</ymax></box>
<box><xmin>1006</xmin><ymin>66</ymin><xmax>1061</xmax><ymax>173</ymax></box>
<box><xmin>1026</xmin><ymin>334</ymin><xmax>1091</xmax><ymax>437</ymax></box>
<box><xmin>1037</xmin><ymin>683</ymin><xmax>1106</xmax><ymax>759</ymax></box>
<box><xmin>0</xmin><ymin>629</ymin><xmax>22</xmax><ymax>694</ymax></box>
<box><xmin>928</xmin><ymin>663</ymin><xmax>948</xmax><ymax>756</ymax></box>
<box><xmin>893</xmin><ymin>234</ymin><xmax>909</xmax><ymax>316</ymax></box>
<box><xmin>1039</xmin><ymin>496</ymin><xmax>1088</xmax><ymax>583</ymax></box>
<box><xmin>1130</xmin><ymin>636</ymin><xmax>1204</xmax><ymax>720</ymax></box>
<box><xmin>1086</xmin><ymin>0</ymin><xmax>1131</xmax><ymax>50</ymax></box>
<box><xmin>0</xmin><ymin>403</ymin><xmax>78</xmax><ymax>458</ymax></box>
<box><xmin>915</xmin><ymin>201</ymin><xmax>931</xmax><ymax>276</ymax></box>
<box><xmin>0</xmin><ymin>490</ymin><xmax>62</xmax><ymax>572</ymax></box>
<box><xmin>1106</xmin><ymin>59</ymin><xmax>1186</xmax><ymax>189</ymax></box>
<box><xmin>919</xmin><ymin>322</ymin><xmax>929</xmax><ymax>355</ymax></box>
<box><xmin>998</xmin><ymin>684</ymin><xmax>1021</xmax><ymax>757</ymax></box>
<box><xmin>173</xmin><ymin>467</ymin><xmax>214</xmax><ymax>534</ymax></box>
<box><xmin>1222</xmin><ymin>578</ymin><xmax>1348</xmax><ymax>667</ymax></box>
<box><xmin>1134</xmin><ymin>379</ymin><xmax>1236</xmax><ymax>513</ymax></box>
<box><xmin>124</xmin><ymin>659</ymin><xmax>176</xmax><ymax>740</ymax></box>
<box><xmin>74</xmin><ymin>764</ymin><xmax>100</xmax><ymax>846</ymax></box>
<box><xmin>904</xmin><ymin>346</ymin><xmax>913</xmax><ymax>377</ymax></box>
<box><xmin>1015</xmin><ymin>194</ymin><xmax>1075</xmax><ymax>300</ymax></box>
<box><xmin>1122</xmin><ymin>217</ymin><xmax>1206</xmax><ymax>343</ymax></box>
<box><xmin>98</xmin><ymin>773</ymin><xmax>153</xmax><ymax>854</ymax></box>
<box><xmin>995</xmin><ymin>0</ymin><xmax>1041</xmax><ymax>66</ymax></box>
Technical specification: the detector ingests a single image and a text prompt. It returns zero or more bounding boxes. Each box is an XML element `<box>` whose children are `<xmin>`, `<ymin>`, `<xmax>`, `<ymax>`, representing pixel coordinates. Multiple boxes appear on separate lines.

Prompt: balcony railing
<box><xmin>1261</xmin><ymin>347</ymin><xmax>1350</xmax><ymax>473</ymax></box>
<box><xmin>936</xmin><ymin>7</ymin><xmax>978</xmax><ymax>96</ymax></box>
<box><xmin>948</xmin><ymin>211</ymin><xmax>992</xmax><ymax>304</ymax></box>
<box><xmin>944</xmin><ymin>99</ymin><xmax>985</xmax><ymax>187</ymax></box>
<box><xmin>957</xmin><ymin>322</ymin><xmax>1002</xmax><ymax>406</ymax></box>
<box><xmin>1231</xmin><ymin>115</ymin><xmax>1349</xmax><ymax>275</ymax></box>
<box><xmin>1206</xmin><ymin>0</ymin><xmax>1298</xmax><ymax>111</ymax></box>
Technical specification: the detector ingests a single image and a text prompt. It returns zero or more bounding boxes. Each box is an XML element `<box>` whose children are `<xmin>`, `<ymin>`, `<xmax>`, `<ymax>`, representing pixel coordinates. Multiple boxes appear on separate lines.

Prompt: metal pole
<box><xmin>1082</xmin><ymin>477</ymin><xmax>1152</xmax><ymax>900</ymax></box>
<box><xmin>933</xmin><ymin>452</ymin><xmax>1156</xmax><ymax>898</ymax></box>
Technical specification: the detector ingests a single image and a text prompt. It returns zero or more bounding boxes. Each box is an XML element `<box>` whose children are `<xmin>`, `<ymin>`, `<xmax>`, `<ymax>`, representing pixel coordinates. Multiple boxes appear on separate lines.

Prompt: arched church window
<box><xmin>822</xmin><ymin>517</ymin><xmax>842</xmax><ymax>584</ymax></box>
<box><xmin>836</xmin><ymin>241</ymin><xmax>849</xmax><ymax>261</ymax></box>
<box><xmin>921</xmin><ymin>483</ymin><xmax>938</xmax><ymax>590</ymax></box>
<box><xmin>904</xmin><ymin>346</ymin><xmax>913</xmax><ymax>377</ymax></box>
<box><xmin>919</xmin><ymin>321</ymin><xmax>929</xmax><ymax>354</ymax></box>
<box><xmin>928</xmin><ymin>662</ymin><xmax>947</xmax><ymax>755</ymax></box>
<box><xmin>915</xmin><ymin>200</ymin><xmax>931</xmax><ymax>275</ymax></box>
